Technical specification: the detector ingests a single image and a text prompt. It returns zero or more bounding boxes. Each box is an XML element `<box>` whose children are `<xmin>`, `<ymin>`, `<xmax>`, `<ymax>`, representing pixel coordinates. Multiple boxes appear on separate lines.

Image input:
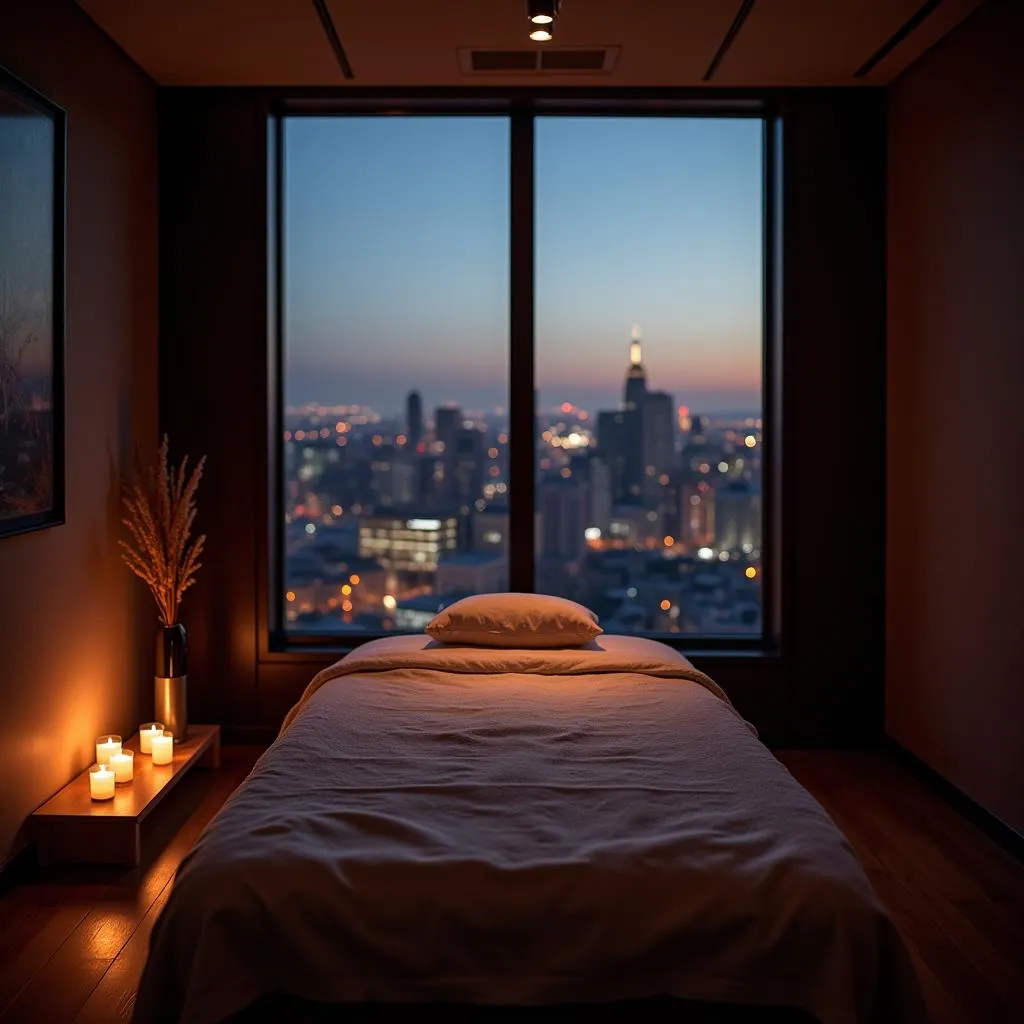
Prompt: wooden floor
<box><xmin>0</xmin><ymin>748</ymin><xmax>1022</xmax><ymax>1023</ymax></box>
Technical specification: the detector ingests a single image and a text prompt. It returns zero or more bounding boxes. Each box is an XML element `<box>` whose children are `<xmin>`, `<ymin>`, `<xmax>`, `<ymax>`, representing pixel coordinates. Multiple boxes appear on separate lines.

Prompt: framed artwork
<box><xmin>0</xmin><ymin>65</ymin><xmax>66</xmax><ymax>539</ymax></box>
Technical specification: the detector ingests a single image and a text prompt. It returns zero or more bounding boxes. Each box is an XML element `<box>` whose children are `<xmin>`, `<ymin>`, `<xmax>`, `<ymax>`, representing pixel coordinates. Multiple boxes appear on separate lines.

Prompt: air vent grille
<box><xmin>540</xmin><ymin>49</ymin><xmax>607</xmax><ymax>71</ymax></box>
<box><xmin>471</xmin><ymin>51</ymin><xmax>538</xmax><ymax>72</ymax></box>
<box><xmin>459</xmin><ymin>47</ymin><xmax>619</xmax><ymax>75</ymax></box>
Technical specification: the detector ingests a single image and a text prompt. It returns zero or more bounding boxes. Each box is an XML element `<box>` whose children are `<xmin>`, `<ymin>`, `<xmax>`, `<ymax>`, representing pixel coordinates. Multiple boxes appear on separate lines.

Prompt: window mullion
<box><xmin>508</xmin><ymin>110</ymin><xmax>536</xmax><ymax>594</ymax></box>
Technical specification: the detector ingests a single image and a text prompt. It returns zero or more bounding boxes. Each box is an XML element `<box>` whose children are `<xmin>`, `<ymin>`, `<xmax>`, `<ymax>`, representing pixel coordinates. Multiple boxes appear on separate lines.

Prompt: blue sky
<box><xmin>284</xmin><ymin>115</ymin><xmax>762</xmax><ymax>418</ymax></box>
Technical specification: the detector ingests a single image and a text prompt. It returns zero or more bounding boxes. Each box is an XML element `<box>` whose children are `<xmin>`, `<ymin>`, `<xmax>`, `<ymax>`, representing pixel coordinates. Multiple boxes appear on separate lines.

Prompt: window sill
<box><xmin>260</xmin><ymin>634</ymin><xmax>781</xmax><ymax>666</ymax></box>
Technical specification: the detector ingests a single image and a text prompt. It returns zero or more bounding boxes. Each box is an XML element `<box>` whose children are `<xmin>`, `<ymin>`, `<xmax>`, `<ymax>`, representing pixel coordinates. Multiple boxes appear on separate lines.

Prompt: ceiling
<box><xmin>75</xmin><ymin>0</ymin><xmax>986</xmax><ymax>87</ymax></box>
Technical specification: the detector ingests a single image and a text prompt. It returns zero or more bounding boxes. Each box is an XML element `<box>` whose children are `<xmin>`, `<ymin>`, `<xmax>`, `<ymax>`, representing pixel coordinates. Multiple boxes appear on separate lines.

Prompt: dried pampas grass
<box><xmin>120</xmin><ymin>435</ymin><xmax>206</xmax><ymax>627</ymax></box>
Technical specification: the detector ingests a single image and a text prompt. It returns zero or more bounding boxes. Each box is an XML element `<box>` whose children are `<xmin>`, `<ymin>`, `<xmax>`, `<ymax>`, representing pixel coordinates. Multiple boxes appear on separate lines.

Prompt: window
<box><xmin>279</xmin><ymin>117</ymin><xmax>510</xmax><ymax>634</ymax></box>
<box><xmin>534</xmin><ymin>118</ymin><xmax>764</xmax><ymax>636</ymax></box>
<box><xmin>275</xmin><ymin>108</ymin><xmax>767</xmax><ymax>643</ymax></box>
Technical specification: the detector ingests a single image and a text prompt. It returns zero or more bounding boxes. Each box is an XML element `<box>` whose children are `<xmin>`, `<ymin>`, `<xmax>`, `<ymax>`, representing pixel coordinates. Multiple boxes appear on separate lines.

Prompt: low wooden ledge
<box><xmin>32</xmin><ymin>724</ymin><xmax>221</xmax><ymax>866</ymax></box>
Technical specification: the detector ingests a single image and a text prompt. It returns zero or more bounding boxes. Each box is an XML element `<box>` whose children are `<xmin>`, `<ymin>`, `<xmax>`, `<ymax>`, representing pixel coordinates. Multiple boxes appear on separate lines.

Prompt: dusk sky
<box><xmin>284</xmin><ymin>115</ymin><xmax>763</xmax><ymax>418</ymax></box>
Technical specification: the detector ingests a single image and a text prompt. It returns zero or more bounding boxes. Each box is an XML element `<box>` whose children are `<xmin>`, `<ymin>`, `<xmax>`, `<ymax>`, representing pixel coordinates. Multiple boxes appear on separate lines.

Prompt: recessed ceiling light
<box><xmin>527</xmin><ymin>1</ymin><xmax>560</xmax><ymax>26</ymax></box>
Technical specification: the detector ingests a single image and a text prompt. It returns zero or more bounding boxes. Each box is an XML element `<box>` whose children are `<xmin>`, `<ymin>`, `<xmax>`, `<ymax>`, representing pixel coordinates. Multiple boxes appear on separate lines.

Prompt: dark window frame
<box><xmin>264</xmin><ymin>93</ymin><xmax>781</xmax><ymax>658</ymax></box>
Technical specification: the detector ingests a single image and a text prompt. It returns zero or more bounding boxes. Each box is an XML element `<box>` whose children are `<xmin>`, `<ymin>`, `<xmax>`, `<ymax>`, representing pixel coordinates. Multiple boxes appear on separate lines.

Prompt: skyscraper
<box><xmin>406</xmin><ymin>390</ymin><xmax>423</xmax><ymax>449</ymax></box>
<box><xmin>624</xmin><ymin>323</ymin><xmax>647</xmax><ymax>413</ymax></box>
<box><xmin>715</xmin><ymin>480</ymin><xmax>761</xmax><ymax>553</ymax></box>
<box><xmin>587</xmin><ymin>454</ymin><xmax>612</xmax><ymax>537</ymax></box>
<box><xmin>434</xmin><ymin>405</ymin><xmax>459</xmax><ymax>453</ymax></box>
<box><xmin>434</xmin><ymin>405</ymin><xmax>461</xmax><ymax>505</ymax></box>
<box><xmin>597</xmin><ymin>409</ymin><xmax>629</xmax><ymax>504</ymax></box>
<box><xmin>622</xmin><ymin>325</ymin><xmax>648</xmax><ymax>502</ymax></box>
<box><xmin>642</xmin><ymin>390</ymin><xmax>675</xmax><ymax>504</ymax></box>
<box><xmin>681</xmin><ymin>478</ymin><xmax>715</xmax><ymax>547</ymax></box>
<box><xmin>539</xmin><ymin>477</ymin><xmax>587</xmax><ymax>562</ymax></box>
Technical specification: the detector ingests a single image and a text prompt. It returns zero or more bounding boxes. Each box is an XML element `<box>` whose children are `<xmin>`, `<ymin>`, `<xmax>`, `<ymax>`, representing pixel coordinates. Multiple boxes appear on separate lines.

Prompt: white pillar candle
<box><xmin>109</xmin><ymin>749</ymin><xmax>134</xmax><ymax>783</ymax></box>
<box><xmin>95</xmin><ymin>735</ymin><xmax>121</xmax><ymax>764</ymax></box>
<box><xmin>139</xmin><ymin>723</ymin><xmax>165</xmax><ymax>754</ymax></box>
<box><xmin>151</xmin><ymin>731</ymin><xmax>174</xmax><ymax>766</ymax></box>
<box><xmin>89</xmin><ymin>763</ymin><xmax>115</xmax><ymax>800</ymax></box>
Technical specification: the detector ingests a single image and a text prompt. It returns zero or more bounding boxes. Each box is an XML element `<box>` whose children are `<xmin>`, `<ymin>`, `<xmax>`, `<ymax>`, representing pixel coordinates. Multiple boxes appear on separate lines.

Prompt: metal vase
<box><xmin>155</xmin><ymin>623</ymin><xmax>188</xmax><ymax>742</ymax></box>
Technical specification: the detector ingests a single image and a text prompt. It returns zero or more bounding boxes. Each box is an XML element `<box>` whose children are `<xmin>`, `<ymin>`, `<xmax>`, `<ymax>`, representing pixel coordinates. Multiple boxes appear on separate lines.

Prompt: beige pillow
<box><xmin>426</xmin><ymin>593</ymin><xmax>602</xmax><ymax>648</ymax></box>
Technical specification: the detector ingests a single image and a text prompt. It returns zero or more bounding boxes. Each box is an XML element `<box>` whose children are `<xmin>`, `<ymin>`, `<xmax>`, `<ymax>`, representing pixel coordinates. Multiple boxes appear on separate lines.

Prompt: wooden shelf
<box><xmin>32</xmin><ymin>724</ymin><xmax>221</xmax><ymax>866</ymax></box>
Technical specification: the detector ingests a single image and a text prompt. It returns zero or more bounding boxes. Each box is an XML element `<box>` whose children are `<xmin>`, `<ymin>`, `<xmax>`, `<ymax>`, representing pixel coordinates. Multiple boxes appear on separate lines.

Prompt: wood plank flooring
<box><xmin>0</xmin><ymin>748</ymin><xmax>1021</xmax><ymax>1022</ymax></box>
<box><xmin>0</xmin><ymin>746</ymin><xmax>261</xmax><ymax>1024</ymax></box>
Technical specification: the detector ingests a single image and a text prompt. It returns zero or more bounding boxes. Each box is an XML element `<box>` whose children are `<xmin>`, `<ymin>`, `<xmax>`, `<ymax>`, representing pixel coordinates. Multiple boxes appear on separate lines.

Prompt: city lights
<box><xmin>284</xmin><ymin>333</ymin><xmax>762</xmax><ymax>637</ymax></box>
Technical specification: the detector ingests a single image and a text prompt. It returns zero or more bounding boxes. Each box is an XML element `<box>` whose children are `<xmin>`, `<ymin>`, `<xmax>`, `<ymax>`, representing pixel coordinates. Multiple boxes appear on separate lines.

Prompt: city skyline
<box><xmin>283</xmin><ymin>341</ymin><xmax>763</xmax><ymax>638</ymax></box>
<box><xmin>284</xmin><ymin>116</ymin><xmax>763</xmax><ymax>415</ymax></box>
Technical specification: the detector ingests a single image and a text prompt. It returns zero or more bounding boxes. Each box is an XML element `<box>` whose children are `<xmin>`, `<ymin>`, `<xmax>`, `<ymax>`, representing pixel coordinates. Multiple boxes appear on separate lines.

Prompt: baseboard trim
<box><xmin>222</xmin><ymin>725</ymin><xmax>276</xmax><ymax>746</ymax></box>
<box><xmin>883</xmin><ymin>736</ymin><xmax>1024</xmax><ymax>863</ymax></box>
<box><xmin>0</xmin><ymin>841</ymin><xmax>36</xmax><ymax>896</ymax></box>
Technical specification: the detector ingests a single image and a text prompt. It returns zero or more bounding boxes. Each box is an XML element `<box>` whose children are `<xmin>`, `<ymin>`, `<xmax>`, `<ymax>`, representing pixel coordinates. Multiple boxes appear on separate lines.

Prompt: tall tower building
<box><xmin>622</xmin><ymin>324</ymin><xmax>647</xmax><ymax>502</ymax></box>
<box><xmin>434</xmin><ymin>405</ymin><xmax>460</xmax><ymax>505</ymax></box>
<box><xmin>597</xmin><ymin>410</ymin><xmax>629</xmax><ymax>504</ymax></box>
<box><xmin>642</xmin><ymin>390</ymin><xmax>675</xmax><ymax>504</ymax></box>
<box><xmin>406</xmin><ymin>390</ymin><xmax>423</xmax><ymax>449</ymax></box>
<box><xmin>715</xmin><ymin>481</ymin><xmax>761</xmax><ymax>554</ymax></box>
<box><xmin>539</xmin><ymin>477</ymin><xmax>587</xmax><ymax>562</ymax></box>
<box><xmin>434</xmin><ymin>405</ymin><xmax>460</xmax><ymax>454</ymax></box>
<box><xmin>624</xmin><ymin>323</ymin><xmax>647</xmax><ymax>413</ymax></box>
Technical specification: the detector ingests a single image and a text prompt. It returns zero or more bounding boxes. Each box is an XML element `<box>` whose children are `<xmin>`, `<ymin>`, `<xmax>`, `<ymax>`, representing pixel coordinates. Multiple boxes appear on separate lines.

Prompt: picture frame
<box><xmin>0</xmin><ymin>64</ymin><xmax>66</xmax><ymax>539</ymax></box>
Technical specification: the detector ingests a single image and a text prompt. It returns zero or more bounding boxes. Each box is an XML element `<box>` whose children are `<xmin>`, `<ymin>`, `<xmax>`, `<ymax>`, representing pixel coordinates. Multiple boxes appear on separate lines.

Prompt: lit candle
<box><xmin>89</xmin><ymin>763</ymin><xmax>115</xmax><ymax>800</ymax></box>
<box><xmin>151</xmin><ymin>731</ymin><xmax>174</xmax><ymax>766</ymax></box>
<box><xmin>109</xmin><ymin>749</ymin><xmax>134</xmax><ymax>783</ymax></box>
<box><xmin>95</xmin><ymin>735</ymin><xmax>121</xmax><ymax>764</ymax></box>
<box><xmin>139</xmin><ymin>723</ymin><xmax>164</xmax><ymax>754</ymax></box>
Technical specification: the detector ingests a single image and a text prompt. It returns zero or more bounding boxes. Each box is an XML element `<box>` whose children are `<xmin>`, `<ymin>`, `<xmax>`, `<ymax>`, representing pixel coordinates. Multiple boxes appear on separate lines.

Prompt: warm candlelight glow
<box><xmin>89</xmin><ymin>763</ymin><xmax>115</xmax><ymax>801</ymax></box>
<box><xmin>151</xmin><ymin>731</ymin><xmax>174</xmax><ymax>766</ymax></box>
<box><xmin>139</xmin><ymin>723</ymin><xmax>165</xmax><ymax>754</ymax></box>
<box><xmin>109</xmin><ymin>749</ymin><xmax>134</xmax><ymax>783</ymax></box>
<box><xmin>95</xmin><ymin>735</ymin><xmax>122</xmax><ymax>764</ymax></box>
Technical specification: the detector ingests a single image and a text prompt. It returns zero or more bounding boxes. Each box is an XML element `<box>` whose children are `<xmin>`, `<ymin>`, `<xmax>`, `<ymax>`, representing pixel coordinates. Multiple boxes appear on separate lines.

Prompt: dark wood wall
<box><xmin>160</xmin><ymin>88</ymin><xmax>886</xmax><ymax>746</ymax></box>
<box><xmin>887</xmin><ymin>0</ymin><xmax>1024</xmax><ymax>832</ymax></box>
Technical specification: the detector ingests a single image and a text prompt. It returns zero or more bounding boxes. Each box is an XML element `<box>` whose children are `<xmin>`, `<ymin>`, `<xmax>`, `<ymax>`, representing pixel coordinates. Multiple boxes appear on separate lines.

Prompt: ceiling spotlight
<box><xmin>527</xmin><ymin>1</ymin><xmax>560</xmax><ymax>26</ymax></box>
<box><xmin>529</xmin><ymin>25</ymin><xmax>554</xmax><ymax>42</ymax></box>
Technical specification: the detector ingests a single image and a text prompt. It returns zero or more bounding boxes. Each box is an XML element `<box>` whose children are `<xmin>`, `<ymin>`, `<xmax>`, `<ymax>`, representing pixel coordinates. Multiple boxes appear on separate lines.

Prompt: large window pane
<box><xmin>534</xmin><ymin>117</ymin><xmax>764</xmax><ymax>636</ymax></box>
<box><xmin>282</xmin><ymin>117</ymin><xmax>510</xmax><ymax>634</ymax></box>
